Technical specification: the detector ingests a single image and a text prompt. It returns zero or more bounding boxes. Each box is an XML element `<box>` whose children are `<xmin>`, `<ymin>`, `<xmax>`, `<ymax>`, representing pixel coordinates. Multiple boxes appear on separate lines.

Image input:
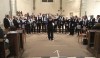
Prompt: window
<box><xmin>48</xmin><ymin>0</ymin><xmax>53</xmax><ymax>2</ymax></box>
<box><xmin>42</xmin><ymin>0</ymin><xmax>53</xmax><ymax>2</ymax></box>
<box><xmin>42</xmin><ymin>0</ymin><xmax>47</xmax><ymax>2</ymax></box>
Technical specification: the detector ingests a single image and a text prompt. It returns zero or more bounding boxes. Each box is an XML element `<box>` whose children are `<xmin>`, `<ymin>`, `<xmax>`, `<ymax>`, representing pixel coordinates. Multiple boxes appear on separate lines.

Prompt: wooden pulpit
<box><xmin>7</xmin><ymin>29</ymin><xmax>25</xmax><ymax>58</ymax></box>
<box><xmin>7</xmin><ymin>31</ymin><xmax>20</xmax><ymax>58</ymax></box>
<box><xmin>17</xmin><ymin>30</ymin><xmax>25</xmax><ymax>56</ymax></box>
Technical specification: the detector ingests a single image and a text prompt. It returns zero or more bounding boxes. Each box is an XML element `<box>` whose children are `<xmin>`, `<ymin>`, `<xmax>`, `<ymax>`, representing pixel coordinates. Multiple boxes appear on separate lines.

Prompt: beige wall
<box><xmin>17</xmin><ymin>0</ymin><xmax>33</xmax><ymax>15</ymax></box>
<box><xmin>35</xmin><ymin>0</ymin><xmax>81</xmax><ymax>17</ymax></box>
<box><xmin>0</xmin><ymin>0</ymin><xmax>10</xmax><ymax>24</ymax></box>
<box><xmin>0</xmin><ymin>0</ymin><xmax>34</xmax><ymax>24</ymax></box>
<box><xmin>35</xmin><ymin>0</ymin><xmax>60</xmax><ymax>15</ymax></box>
<box><xmin>86</xmin><ymin>0</ymin><xmax>100</xmax><ymax>18</ymax></box>
<box><xmin>62</xmin><ymin>0</ymin><xmax>81</xmax><ymax>17</ymax></box>
<box><xmin>80</xmin><ymin>0</ymin><xmax>87</xmax><ymax>17</ymax></box>
<box><xmin>1</xmin><ymin>0</ymin><xmax>100</xmax><ymax>24</ymax></box>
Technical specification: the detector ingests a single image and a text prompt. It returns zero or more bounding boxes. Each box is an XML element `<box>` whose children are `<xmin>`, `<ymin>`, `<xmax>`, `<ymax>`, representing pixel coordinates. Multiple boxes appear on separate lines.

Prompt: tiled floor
<box><xmin>22</xmin><ymin>33</ymin><xmax>93</xmax><ymax>58</ymax></box>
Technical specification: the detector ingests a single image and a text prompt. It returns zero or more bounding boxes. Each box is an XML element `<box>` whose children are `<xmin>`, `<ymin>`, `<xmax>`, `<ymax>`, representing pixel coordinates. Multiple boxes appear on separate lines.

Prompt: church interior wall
<box><xmin>34</xmin><ymin>0</ymin><xmax>60</xmax><ymax>16</ymax></box>
<box><xmin>62</xmin><ymin>0</ymin><xmax>81</xmax><ymax>17</ymax></box>
<box><xmin>1</xmin><ymin>0</ymin><xmax>100</xmax><ymax>24</ymax></box>
<box><xmin>86</xmin><ymin>0</ymin><xmax>100</xmax><ymax>18</ymax></box>
<box><xmin>0</xmin><ymin>0</ymin><xmax>10</xmax><ymax>24</ymax></box>
<box><xmin>16</xmin><ymin>0</ymin><xmax>33</xmax><ymax>15</ymax></box>
<box><xmin>34</xmin><ymin>0</ymin><xmax>81</xmax><ymax>17</ymax></box>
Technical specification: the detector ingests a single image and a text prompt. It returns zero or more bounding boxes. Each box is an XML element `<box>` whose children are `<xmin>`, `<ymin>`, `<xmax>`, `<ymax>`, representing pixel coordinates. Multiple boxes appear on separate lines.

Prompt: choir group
<box><xmin>3</xmin><ymin>12</ymin><xmax>100</xmax><ymax>36</ymax></box>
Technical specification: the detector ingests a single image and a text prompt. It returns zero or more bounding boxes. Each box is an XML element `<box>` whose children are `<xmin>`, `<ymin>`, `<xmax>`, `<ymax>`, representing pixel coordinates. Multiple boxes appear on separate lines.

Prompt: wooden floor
<box><xmin>22</xmin><ymin>33</ymin><xmax>94</xmax><ymax>58</ymax></box>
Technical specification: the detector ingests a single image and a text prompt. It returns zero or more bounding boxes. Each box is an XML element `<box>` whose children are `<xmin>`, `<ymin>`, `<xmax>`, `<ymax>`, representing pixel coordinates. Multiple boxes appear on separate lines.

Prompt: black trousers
<box><xmin>48</xmin><ymin>30</ymin><xmax>53</xmax><ymax>40</ymax></box>
<box><xmin>58</xmin><ymin>25</ymin><xmax>61</xmax><ymax>33</ymax></box>
<box><xmin>65</xmin><ymin>26</ymin><xmax>69</xmax><ymax>33</ymax></box>
<box><xmin>37</xmin><ymin>23</ymin><xmax>41</xmax><ymax>33</ymax></box>
<box><xmin>25</xmin><ymin>25</ymin><xmax>31</xmax><ymax>34</ymax></box>
<box><xmin>42</xmin><ymin>23</ymin><xmax>46</xmax><ymax>32</ymax></box>
<box><xmin>61</xmin><ymin>25</ymin><xmax>64</xmax><ymax>33</ymax></box>
<box><xmin>54</xmin><ymin>25</ymin><xmax>57</xmax><ymax>32</ymax></box>
<box><xmin>31</xmin><ymin>26</ymin><xmax>36</xmax><ymax>33</ymax></box>
<box><xmin>26</xmin><ymin>28</ymin><xmax>31</xmax><ymax>34</ymax></box>
<box><xmin>77</xmin><ymin>29</ymin><xmax>81</xmax><ymax>36</ymax></box>
<box><xmin>33</xmin><ymin>27</ymin><xmax>36</xmax><ymax>33</ymax></box>
<box><xmin>70</xmin><ymin>28</ymin><xmax>74</xmax><ymax>35</ymax></box>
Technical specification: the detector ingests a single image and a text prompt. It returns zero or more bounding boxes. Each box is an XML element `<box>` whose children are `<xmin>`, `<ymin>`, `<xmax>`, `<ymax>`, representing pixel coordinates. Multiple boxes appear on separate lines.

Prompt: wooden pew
<box><xmin>87</xmin><ymin>30</ymin><xmax>100</xmax><ymax>58</ymax></box>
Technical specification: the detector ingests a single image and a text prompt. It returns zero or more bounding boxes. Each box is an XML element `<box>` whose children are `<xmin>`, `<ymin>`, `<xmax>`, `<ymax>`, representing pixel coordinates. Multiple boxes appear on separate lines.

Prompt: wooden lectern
<box><xmin>7</xmin><ymin>31</ymin><xmax>20</xmax><ymax>58</ymax></box>
<box><xmin>17</xmin><ymin>30</ymin><xmax>25</xmax><ymax>56</ymax></box>
<box><xmin>7</xmin><ymin>30</ymin><xmax>25</xmax><ymax>58</ymax></box>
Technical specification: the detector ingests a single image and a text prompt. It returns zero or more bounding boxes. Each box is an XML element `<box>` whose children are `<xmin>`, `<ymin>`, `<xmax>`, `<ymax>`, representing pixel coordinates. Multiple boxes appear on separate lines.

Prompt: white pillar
<box><xmin>33</xmin><ymin>0</ymin><xmax>35</xmax><ymax>13</ymax></box>
<box><xmin>80</xmin><ymin>0</ymin><xmax>87</xmax><ymax>16</ymax></box>
<box><xmin>58</xmin><ymin>0</ymin><xmax>63</xmax><ymax>15</ymax></box>
<box><xmin>9</xmin><ymin>0</ymin><xmax>17</xmax><ymax>16</ymax></box>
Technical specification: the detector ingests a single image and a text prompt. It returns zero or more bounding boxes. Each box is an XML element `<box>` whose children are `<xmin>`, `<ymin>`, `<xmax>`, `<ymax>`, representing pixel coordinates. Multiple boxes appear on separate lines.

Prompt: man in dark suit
<box><xmin>13</xmin><ymin>16</ymin><xmax>19</xmax><ymax>29</ymax></box>
<box><xmin>60</xmin><ymin>16</ymin><xmax>65</xmax><ymax>33</ymax></box>
<box><xmin>88</xmin><ymin>15</ymin><xmax>95</xmax><ymax>29</ymax></box>
<box><xmin>57</xmin><ymin>16</ymin><xmax>61</xmax><ymax>33</ymax></box>
<box><xmin>25</xmin><ymin>17</ymin><xmax>31</xmax><ymax>34</ymax></box>
<box><xmin>69</xmin><ymin>17</ymin><xmax>75</xmax><ymax>35</ymax></box>
<box><xmin>82</xmin><ymin>15</ymin><xmax>89</xmax><ymax>29</ymax></box>
<box><xmin>65</xmin><ymin>17</ymin><xmax>69</xmax><ymax>33</ymax></box>
<box><xmin>42</xmin><ymin>14</ymin><xmax>47</xmax><ymax>32</ymax></box>
<box><xmin>47</xmin><ymin>17</ymin><xmax>54</xmax><ymax>41</ymax></box>
<box><xmin>98</xmin><ymin>18</ymin><xmax>100</xmax><ymax>23</ymax></box>
<box><xmin>37</xmin><ymin>15</ymin><xmax>42</xmax><ymax>33</ymax></box>
<box><xmin>53</xmin><ymin>18</ymin><xmax>58</xmax><ymax>32</ymax></box>
<box><xmin>3</xmin><ymin>15</ymin><xmax>10</xmax><ymax>29</ymax></box>
<box><xmin>0</xmin><ymin>27</ymin><xmax>4</xmax><ymax>39</ymax></box>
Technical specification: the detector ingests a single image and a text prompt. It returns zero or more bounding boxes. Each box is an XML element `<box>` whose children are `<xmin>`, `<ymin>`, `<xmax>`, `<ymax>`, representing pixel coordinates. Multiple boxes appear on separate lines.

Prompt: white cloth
<box><xmin>28</xmin><ymin>19</ymin><xmax>33</xmax><ymax>24</ymax></box>
<box><xmin>83</xmin><ymin>19</ymin><xmax>88</xmax><ymax>25</ymax></box>
<box><xmin>21</xmin><ymin>19</ymin><xmax>26</xmax><ymax>28</ymax></box>
<box><xmin>96</xmin><ymin>19</ymin><xmax>98</xmax><ymax>22</ymax></box>
<box><xmin>17</xmin><ymin>19</ymin><xmax>20</xmax><ymax>23</ymax></box>
<box><xmin>52</xmin><ymin>23</ymin><xmax>55</xmax><ymax>26</ymax></box>
<box><xmin>83</xmin><ymin>26</ymin><xmax>86</xmax><ymax>30</ymax></box>
<box><xmin>9</xmin><ymin>19</ymin><xmax>14</xmax><ymax>26</ymax></box>
<box><xmin>56</xmin><ymin>16</ymin><xmax>59</xmax><ymax>19</ymax></box>
<box><xmin>5</xmin><ymin>39</ymin><xmax>9</xmax><ymax>43</ymax></box>
<box><xmin>77</xmin><ymin>25</ymin><xmax>81</xmax><ymax>29</ymax></box>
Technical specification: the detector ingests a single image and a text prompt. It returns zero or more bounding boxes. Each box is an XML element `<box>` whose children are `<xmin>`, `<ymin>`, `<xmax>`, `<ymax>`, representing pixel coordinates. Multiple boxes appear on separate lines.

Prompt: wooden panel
<box><xmin>0</xmin><ymin>39</ymin><xmax>5</xmax><ymax>58</ymax></box>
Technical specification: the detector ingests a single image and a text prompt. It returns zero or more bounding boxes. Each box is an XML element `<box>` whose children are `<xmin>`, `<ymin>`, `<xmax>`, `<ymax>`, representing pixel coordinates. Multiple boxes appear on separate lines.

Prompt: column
<box><xmin>9</xmin><ymin>0</ymin><xmax>17</xmax><ymax>16</ymax></box>
<box><xmin>80</xmin><ymin>0</ymin><xmax>87</xmax><ymax>17</ymax></box>
<box><xmin>33</xmin><ymin>0</ymin><xmax>35</xmax><ymax>13</ymax></box>
<box><xmin>60</xmin><ymin>0</ymin><xmax>62</xmax><ymax>15</ymax></box>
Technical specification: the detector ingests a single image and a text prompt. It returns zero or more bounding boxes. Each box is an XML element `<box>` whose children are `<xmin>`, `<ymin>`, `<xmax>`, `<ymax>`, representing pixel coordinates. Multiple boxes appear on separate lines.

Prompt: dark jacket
<box><xmin>0</xmin><ymin>27</ymin><xmax>4</xmax><ymax>39</ymax></box>
<box><xmin>47</xmin><ymin>20</ymin><xmax>53</xmax><ymax>31</ymax></box>
<box><xmin>3</xmin><ymin>18</ymin><xmax>10</xmax><ymax>29</ymax></box>
<box><xmin>13</xmin><ymin>19</ymin><xmax>19</xmax><ymax>28</ymax></box>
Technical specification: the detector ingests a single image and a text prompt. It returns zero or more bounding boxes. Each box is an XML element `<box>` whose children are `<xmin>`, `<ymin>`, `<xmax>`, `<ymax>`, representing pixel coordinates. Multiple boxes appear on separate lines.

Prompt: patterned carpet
<box><xmin>22</xmin><ymin>33</ymin><xmax>94</xmax><ymax>58</ymax></box>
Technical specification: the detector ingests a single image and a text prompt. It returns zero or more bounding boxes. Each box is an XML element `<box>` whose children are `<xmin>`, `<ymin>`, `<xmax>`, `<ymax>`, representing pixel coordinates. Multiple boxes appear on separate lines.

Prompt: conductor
<box><xmin>47</xmin><ymin>17</ymin><xmax>54</xmax><ymax>41</ymax></box>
